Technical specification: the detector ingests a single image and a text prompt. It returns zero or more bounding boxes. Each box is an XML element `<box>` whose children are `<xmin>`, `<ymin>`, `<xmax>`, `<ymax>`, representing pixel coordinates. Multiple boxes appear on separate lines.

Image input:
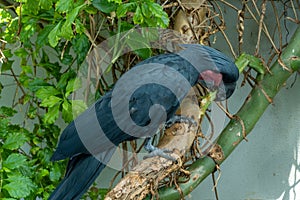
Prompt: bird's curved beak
<box><xmin>198</xmin><ymin>70</ymin><xmax>236</xmax><ymax>101</ymax></box>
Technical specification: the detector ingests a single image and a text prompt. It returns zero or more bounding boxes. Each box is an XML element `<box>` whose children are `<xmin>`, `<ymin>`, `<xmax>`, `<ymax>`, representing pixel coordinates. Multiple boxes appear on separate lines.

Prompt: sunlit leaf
<box><xmin>39</xmin><ymin>0</ymin><xmax>53</xmax><ymax>10</ymax></box>
<box><xmin>3</xmin><ymin>153</ymin><xmax>27</xmax><ymax>170</ymax></box>
<box><xmin>66</xmin><ymin>78</ymin><xmax>81</xmax><ymax>97</ymax></box>
<box><xmin>48</xmin><ymin>21</ymin><xmax>62</xmax><ymax>47</ymax></box>
<box><xmin>71</xmin><ymin>100</ymin><xmax>87</xmax><ymax>118</ymax></box>
<box><xmin>3</xmin><ymin>174</ymin><xmax>36</xmax><ymax>198</ymax></box>
<box><xmin>40</xmin><ymin>95</ymin><xmax>62</xmax><ymax>107</ymax></box>
<box><xmin>44</xmin><ymin>104</ymin><xmax>60</xmax><ymax>124</ymax></box>
<box><xmin>50</xmin><ymin>163</ymin><xmax>62</xmax><ymax>182</ymax></box>
<box><xmin>3</xmin><ymin>133</ymin><xmax>28</xmax><ymax>150</ymax></box>
<box><xmin>56</xmin><ymin>0</ymin><xmax>72</xmax><ymax>12</ymax></box>
<box><xmin>116</xmin><ymin>3</ymin><xmax>135</xmax><ymax>18</ymax></box>
<box><xmin>36</xmin><ymin>87</ymin><xmax>60</xmax><ymax>100</ymax></box>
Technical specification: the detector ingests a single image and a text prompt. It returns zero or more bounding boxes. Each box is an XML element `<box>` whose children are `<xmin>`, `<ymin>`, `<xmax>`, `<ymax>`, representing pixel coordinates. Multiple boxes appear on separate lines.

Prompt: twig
<box><xmin>290</xmin><ymin>0</ymin><xmax>299</xmax><ymax>21</ymax></box>
<box><xmin>246</xmin><ymin>2</ymin><xmax>279</xmax><ymax>54</ymax></box>
<box><xmin>254</xmin><ymin>0</ymin><xmax>266</xmax><ymax>56</ymax></box>
<box><xmin>219</xmin><ymin>0</ymin><xmax>239</xmax><ymax>11</ymax></box>
<box><xmin>211</xmin><ymin>169</ymin><xmax>220</xmax><ymax>200</ymax></box>
<box><xmin>271</xmin><ymin>1</ymin><xmax>283</xmax><ymax>51</ymax></box>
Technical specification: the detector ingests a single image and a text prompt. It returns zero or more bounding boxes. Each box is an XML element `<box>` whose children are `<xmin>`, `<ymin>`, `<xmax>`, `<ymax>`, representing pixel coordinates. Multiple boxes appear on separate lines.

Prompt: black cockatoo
<box><xmin>49</xmin><ymin>44</ymin><xmax>239</xmax><ymax>199</ymax></box>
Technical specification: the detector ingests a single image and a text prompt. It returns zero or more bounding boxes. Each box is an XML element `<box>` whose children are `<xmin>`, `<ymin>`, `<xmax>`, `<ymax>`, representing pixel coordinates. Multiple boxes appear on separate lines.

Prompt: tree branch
<box><xmin>105</xmin><ymin>88</ymin><xmax>212</xmax><ymax>200</ymax></box>
<box><xmin>155</xmin><ymin>25</ymin><xmax>300</xmax><ymax>199</ymax></box>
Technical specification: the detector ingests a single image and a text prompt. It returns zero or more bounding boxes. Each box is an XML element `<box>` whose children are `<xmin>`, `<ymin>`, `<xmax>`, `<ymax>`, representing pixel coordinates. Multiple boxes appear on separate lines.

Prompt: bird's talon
<box><xmin>143</xmin><ymin>148</ymin><xmax>176</xmax><ymax>162</ymax></box>
<box><xmin>165</xmin><ymin>115</ymin><xmax>197</xmax><ymax>129</ymax></box>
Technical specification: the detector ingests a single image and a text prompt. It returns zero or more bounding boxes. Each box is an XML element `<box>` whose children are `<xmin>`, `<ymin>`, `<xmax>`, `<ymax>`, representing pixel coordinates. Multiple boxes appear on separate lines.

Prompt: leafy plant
<box><xmin>0</xmin><ymin>0</ymin><xmax>169</xmax><ymax>198</ymax></box>
<box><xmin>0</xmin><ymin>106</ymin><xmax>64</xmax><ymax>199</ymax></box>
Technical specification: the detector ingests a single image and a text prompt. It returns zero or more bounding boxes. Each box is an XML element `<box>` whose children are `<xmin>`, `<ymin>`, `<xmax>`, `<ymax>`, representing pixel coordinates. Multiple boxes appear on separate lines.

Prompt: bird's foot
<box><xmin>143</xmin><ymin>137</ymin><xmax>176</xmax><ymax>162</ymax></box>
<box><xmin>164</xmin><ymin>115</ymin><xmax>197</xmax><ymax>129</ymax></box>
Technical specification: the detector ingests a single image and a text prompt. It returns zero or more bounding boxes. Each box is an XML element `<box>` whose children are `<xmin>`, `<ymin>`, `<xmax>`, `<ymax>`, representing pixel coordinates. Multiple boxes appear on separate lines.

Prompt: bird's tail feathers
<box><xmin>49</xmin><ymin>148</ymin><xmax>115</xmax><ymax>200</ymax></box>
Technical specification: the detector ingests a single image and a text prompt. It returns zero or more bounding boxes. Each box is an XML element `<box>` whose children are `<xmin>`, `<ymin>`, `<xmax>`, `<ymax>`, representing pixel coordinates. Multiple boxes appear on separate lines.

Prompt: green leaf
<box><xmin>158</xmin><ymin>11</ymin><xmax>169</xmax><ymax>28</ymax></box>
<box><xmin>39</xmin><ymin>0</ymin><xmax>53</xmax><ymax>10</ymax></box>
<box><xmin>61</xmin><ymin>54</ymin><xmax>73</xmax><ymax>65</ymax></box>
<box><xmin>246</xmin><ymin>55</ymin><xmax>265</xmax><ymax>74</ymax></box>
<box><xmin>62</xmin><ymin>99</ymin><xmax>70</xmax><ymax>111</ymax></box>
<box><xmin>40</xmin><ymin>169</ymin><xmax>49</xmax><ymax>177</ymax></box>
<box><xmin>141</xmin><ymin>3</ymin><xmax>151</xmax><ymax>17</ymax></box>
<box><xmin>48</xmin><ymin>21</ymin><xmax>62</xmax><ymax>47</ymax></box>
<box><xmin>147</xmin><ymin>2</ymin><xmax>163</xmax><ymax>17</ymax></box>
<box><xmin>1</xmin><ymin>60</ymin><xmax>13</xmax><ymax>72</ymax></box>
<box><xmin>0</xmin><ymin>106</ymin><xmax>17</xmax><ymax>117</ymax></box>
<box><xmin>44</xmin><ymin>104</ymin><xmax>60</xmax><ymax>124</ymax></box>
<box><xmin>235</xmin><ymin>53</ymin><xmax>250</xmax><ymax>73</ymax></box>
<box><xmin>56</xmin><ymin>0</ymin><xmax>72</xmax><ymax>13</ymax></box>
<box><xmin>72</xmin><ymin>34</ymin><xmax>89</xmax><ymax>64</ymax></box>
<box><xmin>60</xmin><ymin>3</ymin><xmax>85</xmax><ymax>40</ymax></box>
<box><xmin>66</xmin><ymin>78</ymin><xmax>81</xmax><ymax>97</ymax></box>
<box><xmin>27</xmin><ymin>78</ymin><xmax>50</xmax><ymax>92</ymax></box>
<box><xmin>2</xmin><ymin>49</ymin><xmax>13</xmax><ymax>58</ymax></box>
<box><xmin>68</xmin><ymin>4</ymin><xmax>85</xmax><ymax>22</ymax></box>
<box><xmin>27</xmin><ymin>105</ymin><xmax>37</xmax><ymax>119</ymax></box>
<box><xmin>116</xmin><ymin>3</ymin><xmax>135</xmax><ymax>18</ymax></box>
<box><xmin>3</xmin><ymin>174</ymin><xmax>36</xmax><ymax>198</ymax></box>
<box><xmin>37</xmin><ymin>24</ymin><xmax>56</xmax><ymax>48</ymax></box>
<box><xmin>146</xmin><ymin>2</ymin><xmax>169</xmax><ymax>27</ymax></box>
<box><xmin>134</xmin><ymin>48</ymin><xmax>152</xmax><ymax>59</ymax></box>
<box><xmin>71</xmin><ymin>100</ymin><xmax>87</xmax><ymax>118</ymax></box>
<box><xmin>50</xmin><ymin>163</ymin><xmax>62</xmax><ymax>181</ymax></box>
<box><xmin>56</xmin><ymin>70</ymin><xmax>76</xmax><ymax>89</ymax></box>
<box><xmin>126</xmin><ymin>31</ymin><xmax>150</xmax><ymax>48</ymax></box>
<box><xmin>93</xmin><ymin>0</ymin><xmax>117</xmax><ymax>13</ymax></box>
<box><xmin>108</xmin><ymin>0</ymin><xmax>121</xmax><ymax>3</ymax></box>
<box><xmin>3</xmin><ymin>153</ymin><xmax>27</xmax><ymax>170</ymax></box>
<box><xmin>60</xmin><ymin>22</ymin><xmax>74</xmax><ymax>40</ymax></box>
<box><xmin>3</xmin><ymin>133</ymin><xmax>28</xmax><ymax>150</ymax></box>
<box><xmin>133</xmin><ymin>5</ymin><xmax>143</xmax><ymax>24</ymax></box>
<box><xmin>21</xmin><ymin>65</ymin><xmax>33</xmax><ymax>74</ymax></box>
<box><xmin>40</xmin><ymin>95</ymin><xmax>62</xmax><ymax>107</ymax></box>
<box><xmin>62</xmin><ymin>100</ymin><xmax>73</xmax><ymax>122</ymax></box>
<box><xmin>85</xmin><ymin>5</ymin><xmax>98</xmax><ymax>14</ymax></box>
<box><xmin>235</xmin><ymin>53</ymin><xmax>265</xmax><ymax>74</ymax></box>
<box><xmin>36</xmin><ymin>86</ymin><xmax>60</xmax><ymax>100</ymax></box>
<box><xmin>14</xmin><ymin>47</ymin><xmax>28</xmax><ymax>58</ymax></box>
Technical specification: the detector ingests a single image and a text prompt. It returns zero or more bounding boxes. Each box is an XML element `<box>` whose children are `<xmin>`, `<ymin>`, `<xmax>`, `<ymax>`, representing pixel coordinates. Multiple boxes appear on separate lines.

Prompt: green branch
<box><xmin>156</xmin><ymin>25</ymin><xmax>300</xmax><ymax>200</ymax></box>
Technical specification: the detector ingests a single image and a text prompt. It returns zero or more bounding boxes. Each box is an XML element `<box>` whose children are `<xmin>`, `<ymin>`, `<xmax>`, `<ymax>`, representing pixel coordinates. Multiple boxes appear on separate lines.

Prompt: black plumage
<box><xmin>49</xmin><ymin>44</ymin><xmax>239</xmax><ymax>200</ymax></box>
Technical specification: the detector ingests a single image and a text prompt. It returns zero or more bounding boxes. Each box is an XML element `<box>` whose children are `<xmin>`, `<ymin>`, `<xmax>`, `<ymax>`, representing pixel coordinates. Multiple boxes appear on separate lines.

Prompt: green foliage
<box><xmin>235</xmin><ymin>53</ymin><xmax>265</xmax><ymax>74</ymax></box>
<box><xmin>0</xmin><ymin>106</ymin><xmax>64</xmax><ymax>199</ymax></box>
<box><xmin>116</xmin><ymin>0</ymin><xmax>169</xmax><ymax>28</ymax></box>
<box><xmin>0</xmin><ymin>0</ymin><xmax>169</xmax><ymax>198</ymax></box>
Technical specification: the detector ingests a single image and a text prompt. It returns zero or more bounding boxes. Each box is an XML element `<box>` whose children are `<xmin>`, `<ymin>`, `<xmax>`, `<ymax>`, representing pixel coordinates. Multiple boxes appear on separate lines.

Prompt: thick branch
<box><xmin>105</xmin><ymin>89</ymin><xmax>206</xmax><ymax>200</ymax></box>
<box><xmin>155</xmin><ymin>25</ymin><xmax>300</xmax><ymax>199</ymax></box>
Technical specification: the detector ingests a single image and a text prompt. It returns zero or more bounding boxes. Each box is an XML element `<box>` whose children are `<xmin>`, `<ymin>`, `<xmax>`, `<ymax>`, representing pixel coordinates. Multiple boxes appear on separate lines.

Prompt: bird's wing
<box><xmin>52</xmin><ymin>53</ymin><xmax>195</xmax><ymax>161</ymax></box>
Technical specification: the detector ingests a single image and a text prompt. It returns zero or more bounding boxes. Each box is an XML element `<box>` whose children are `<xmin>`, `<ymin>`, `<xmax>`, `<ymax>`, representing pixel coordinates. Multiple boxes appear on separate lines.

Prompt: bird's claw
<box><xmin>144</xmin><ymin>137</ymin><xmax>176</xmax><ymax>161</ymax></box>
<box><xmin>143</xmin><ymin>148</ymin><xmax>176</xmax><ymax>162</ymax></box>
<box><xmin>164</xmin><ymin>115</ymin><xmax>197</xmax><ymax>129</ymax></box>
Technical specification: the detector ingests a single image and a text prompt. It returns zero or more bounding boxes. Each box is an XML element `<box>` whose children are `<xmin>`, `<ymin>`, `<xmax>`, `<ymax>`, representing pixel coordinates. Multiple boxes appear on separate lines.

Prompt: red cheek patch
<box><xmin>199</xmin><ymin>70</ymin><xmax>223</xmax><ymax>86</ymax></box>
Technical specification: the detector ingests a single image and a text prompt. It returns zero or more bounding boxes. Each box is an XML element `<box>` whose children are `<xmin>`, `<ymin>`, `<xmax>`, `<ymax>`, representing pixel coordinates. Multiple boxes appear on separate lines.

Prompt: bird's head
<box><xmin>198</xmin><ymin>64</ymin><xmax>239</xmax><ymax>101</ymax></box>
<box><xmin>178</xmin><ymin>44</ymin><xmax>239</xmax><ymax>101</ymax></box>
